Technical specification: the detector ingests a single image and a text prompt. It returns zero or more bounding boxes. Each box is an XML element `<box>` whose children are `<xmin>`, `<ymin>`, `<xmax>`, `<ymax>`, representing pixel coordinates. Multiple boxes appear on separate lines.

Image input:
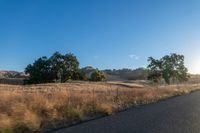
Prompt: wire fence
<box><xmin>0</xmin><ymin>81</ymin><xmax>200</xmax><ymax>132</ymax></box>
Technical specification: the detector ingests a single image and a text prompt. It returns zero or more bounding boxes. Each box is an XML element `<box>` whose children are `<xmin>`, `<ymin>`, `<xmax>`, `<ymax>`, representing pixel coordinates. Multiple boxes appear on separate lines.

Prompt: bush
<box><xmin>90</xmin><ymin>70</ymin><xmax>106</xmax><ymax>81</ymax></box>
<box><xmin>72</xmin><ymin>70</ymin><xmax>87</xmax><ymax>81</ymax></box>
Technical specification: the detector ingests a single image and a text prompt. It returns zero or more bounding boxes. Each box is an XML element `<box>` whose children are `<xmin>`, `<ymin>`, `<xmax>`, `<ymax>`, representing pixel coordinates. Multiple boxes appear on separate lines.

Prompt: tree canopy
<box><xmin>147</xmin><ymin>53</ymin><xmax>189</xmax><ymax>84</ymax></box>
<box><xmin>25</xmin><ymin>52</ymin><xmax>85</xmax><ymax>84</ymax></box>
<box><xmin>25</xmin><ymin>56</ymin><xmax>53</xmax><ymax>84</ymax></box>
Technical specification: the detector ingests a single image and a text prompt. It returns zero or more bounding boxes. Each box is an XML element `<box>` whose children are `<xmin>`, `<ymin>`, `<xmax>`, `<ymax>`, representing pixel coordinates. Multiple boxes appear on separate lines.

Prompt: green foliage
<box><xmin>147</xmin><ymin>57</ymin><xmax>163</xmax><ymax>83</ymax></box>
<box><xmin>147</xmin><ymin>53</ymin><xmax>189</xmax><ymax>84</ymax></box>
<box><xmin>25</xmin><ymin>52</ymin><xmax>81</xmax><ymax>84</ymax></box>
<box><xmin>72</xmin><ymin>69</ymin><xmax>87</xmax><ymax>81</ymax></box>
<box><xmin>25</xmin><ymin>56</ymin><xmax>53</xmax><ymax>84</ymax></box>
<box><xmin>49</xmin><ymin>52</ymin><xmax>79</xmax><ymax>82</ymax></box>
<box><xmin>50</xmin><ymin>52</ymin><xmax>65</xmax><ymax>82</ymax></box>
<box><xmin>62</xmin><ymin>53</ymin><xmax>79</xmax><ymax>81</ymax></box>
<box><xmin>90</xmin><ymin>70</ymin><xmax>106</xmax><ymax>81</ymax></box>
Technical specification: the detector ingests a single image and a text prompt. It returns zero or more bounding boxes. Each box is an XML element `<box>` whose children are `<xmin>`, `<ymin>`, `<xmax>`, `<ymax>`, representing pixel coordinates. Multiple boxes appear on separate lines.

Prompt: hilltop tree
<box><xmin>147</xmin><ymin>53</ymin><xmax>189</xmax><ymax>84</ymax></box>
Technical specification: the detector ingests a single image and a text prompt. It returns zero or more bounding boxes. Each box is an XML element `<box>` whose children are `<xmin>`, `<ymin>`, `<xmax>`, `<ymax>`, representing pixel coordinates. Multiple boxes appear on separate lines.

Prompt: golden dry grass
<box><xmin>0</xmin><ymin>81</ymin><xmax>199</xmax><ymax>133</ymax></box>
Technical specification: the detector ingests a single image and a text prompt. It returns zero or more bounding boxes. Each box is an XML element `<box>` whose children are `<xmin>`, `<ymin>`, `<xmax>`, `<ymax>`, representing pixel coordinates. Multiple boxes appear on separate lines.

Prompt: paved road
<box><xmin>53</xmin><ymin>91</ymin><xmax>200</xmax><ymax>133</ymax></box>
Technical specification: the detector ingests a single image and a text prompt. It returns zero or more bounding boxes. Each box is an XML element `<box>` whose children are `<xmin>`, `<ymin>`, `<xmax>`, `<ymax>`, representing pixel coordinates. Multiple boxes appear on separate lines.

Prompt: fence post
<box><xmin>68</xmin><ymin>87</ymin><xmax>71</xmax><ymax>108</ymax></box>
<box><xmin>92</xmin><ymin>88</ymin><xmax>95</xmax><ymax>113</ymax></box>
<box><xmin>116</xmin><ymin>88</ymin><xmax>119</xmax><ymax>101</ymax></box>
<box><xmin>116</xmin><ymin>87</ymin><xmax>119</xmax><ymax>111</ymax></box>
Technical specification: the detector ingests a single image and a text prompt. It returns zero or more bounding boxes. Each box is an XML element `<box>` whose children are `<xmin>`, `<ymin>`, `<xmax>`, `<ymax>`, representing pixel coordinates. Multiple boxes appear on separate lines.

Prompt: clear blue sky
<box><xmin>1</xmin><ymin>0</ymin><xmax>200</xmax><ymax>73</ymax></box>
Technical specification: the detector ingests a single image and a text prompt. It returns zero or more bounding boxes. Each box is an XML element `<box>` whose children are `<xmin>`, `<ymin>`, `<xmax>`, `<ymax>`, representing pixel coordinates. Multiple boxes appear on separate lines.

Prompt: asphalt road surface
<box><xmin>53</xmin><ymin>91</ymin><xmax>200</xmax><ymax>133</ymax></box>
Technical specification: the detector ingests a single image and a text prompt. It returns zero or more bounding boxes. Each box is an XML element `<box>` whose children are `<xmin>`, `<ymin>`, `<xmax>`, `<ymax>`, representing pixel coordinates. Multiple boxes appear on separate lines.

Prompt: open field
<box><xmin>0</xmin><ymin>81</ymin><xmax>200</xmax><ymax>133</ymax></box>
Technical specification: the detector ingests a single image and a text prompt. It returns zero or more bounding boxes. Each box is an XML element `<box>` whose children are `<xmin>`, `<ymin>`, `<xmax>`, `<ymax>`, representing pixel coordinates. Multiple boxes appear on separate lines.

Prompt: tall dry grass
<box><xmin>0</xmin><ymin>82</ymin><xmax>199</xmax><ymax>133</ymax></box>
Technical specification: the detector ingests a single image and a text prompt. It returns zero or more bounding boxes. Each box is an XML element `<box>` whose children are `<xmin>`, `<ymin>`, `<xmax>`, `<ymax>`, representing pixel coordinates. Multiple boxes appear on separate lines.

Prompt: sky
<box><xmin>0</xmin><ymin>0</ymin><xmax>200</xmax><ymax>74</ymax></box>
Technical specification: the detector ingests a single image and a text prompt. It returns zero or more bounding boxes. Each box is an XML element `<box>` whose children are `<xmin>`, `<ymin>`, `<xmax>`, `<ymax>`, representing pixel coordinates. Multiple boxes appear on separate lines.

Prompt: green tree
<box><xmin>62</xmin><ymin>53</ymin><xmax>80</xmax><ymax>81</ymax></box>
<box><xmin>147</xmin><ymin>53</ymin><xmax>189</xmax><ymax>84</ymax></box>
<box><xmin>25</xmin><ymin>56</ymin><xmax>53</xmax><ymax>84</ymax></box>
<box><xmin>50</xmin><ymin>52</ymin><xmax>80</xmax><ymax>82</ymax></box>
<box><xmin>147</xmin><ymin>57</ymin><xmax>163</xmax><ymax>83</ymax></box>
<box><xmin>161</xmin><ymin>53</ymin><xmax>189</xmax><ymax>84</ymax></box>
<box><xmin>90</xmin><ymin>70</ymin><xmax>106</xmax><ymax>81</ymax></box>
<box><xmin>25</xmin><ymin>52</ymin><xmax>189</xmax><ymax>85</ymax></box>
<box><xmin>72</xmin><ymin>69</ymin><xmax>87</xmax><ymax>81</ymax></box>
<box><xmin>25</xmin><ymin>52</ymin><xmax>81</xmax><ymax>84</ymax></box>
<box><xmin>50</xmin><ymin>52</ymin><xmax>65</xmax><ymax>82</ymax></box>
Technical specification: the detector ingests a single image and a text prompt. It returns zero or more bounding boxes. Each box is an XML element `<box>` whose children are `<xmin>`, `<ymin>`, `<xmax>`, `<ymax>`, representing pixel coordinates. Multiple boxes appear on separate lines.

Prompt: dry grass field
<box><xmin>0</xmin><ymin>81</ymin><xmax>200</xmax><ymax>133</ymax></box>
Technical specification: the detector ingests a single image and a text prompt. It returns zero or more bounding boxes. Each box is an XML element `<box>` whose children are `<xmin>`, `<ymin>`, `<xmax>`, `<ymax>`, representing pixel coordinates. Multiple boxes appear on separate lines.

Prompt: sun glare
<box><xmin>188</xmin><ymin>59</ymin><xmax>200</xmax><ymax>74</ymax></box>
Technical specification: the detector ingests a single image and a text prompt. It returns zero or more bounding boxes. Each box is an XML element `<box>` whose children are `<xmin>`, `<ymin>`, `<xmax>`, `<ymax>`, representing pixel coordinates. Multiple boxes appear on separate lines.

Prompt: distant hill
<box><xmin>81</xmin><ymin>67</ymin><xmax>149</xmax><ymax>81</ymax></box>
<box><xmin>1</xmin><ymin>69</ymin><xmax>199</xmax><ymax>84</ymax></box>
<box><xmin>81</xmin><ymin>66</ymin><xmax>96</xmax><ymax>79</ymax></box>
<box><xmin>104</xmin><ymin>68</ymin><xmax>148</xmax><ymax>81</ymax></box>
<box><xmin>0</xmin><ymin>71</ymin><xmax>27</xmax><ymax>79</ymax></box>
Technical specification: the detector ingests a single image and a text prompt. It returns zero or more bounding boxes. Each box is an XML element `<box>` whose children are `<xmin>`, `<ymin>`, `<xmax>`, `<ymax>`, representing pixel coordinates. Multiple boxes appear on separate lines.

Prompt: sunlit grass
<box><xmin>0</xmin><ymin>82</ymin><xmax>199</xmax><ymax>133</ymax></box>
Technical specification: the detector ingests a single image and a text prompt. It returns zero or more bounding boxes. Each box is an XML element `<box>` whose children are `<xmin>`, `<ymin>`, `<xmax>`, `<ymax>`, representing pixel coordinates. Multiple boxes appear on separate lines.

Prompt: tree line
<box><xmin>25</xmin><ymin>52</ymin><xmax>189</xmax><ymax>84</ymax></box>
<box><xmin>25</xmin><ymin>52</ymin><xmax>106</xmax><ymax>84</ymax></box>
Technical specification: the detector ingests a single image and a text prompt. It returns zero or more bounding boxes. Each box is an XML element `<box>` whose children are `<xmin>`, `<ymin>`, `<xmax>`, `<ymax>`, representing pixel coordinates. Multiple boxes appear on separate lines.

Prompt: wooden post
<box><xmin>92</xmin><ymin>88</ymin><xmax>95</xmax><ymax>113</ymax></box>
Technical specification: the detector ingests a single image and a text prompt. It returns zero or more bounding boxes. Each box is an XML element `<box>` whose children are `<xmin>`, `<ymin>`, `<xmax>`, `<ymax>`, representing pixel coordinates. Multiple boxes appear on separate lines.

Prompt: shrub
<box><xmin>90</xmin><ymin>70</ymin><xmax>106</xmax><ymax>81</ymax></box>
<box><xmin>72</xmin><ymin>70</ymin><xmax>87</xmax><ymax>81</ymax></box>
